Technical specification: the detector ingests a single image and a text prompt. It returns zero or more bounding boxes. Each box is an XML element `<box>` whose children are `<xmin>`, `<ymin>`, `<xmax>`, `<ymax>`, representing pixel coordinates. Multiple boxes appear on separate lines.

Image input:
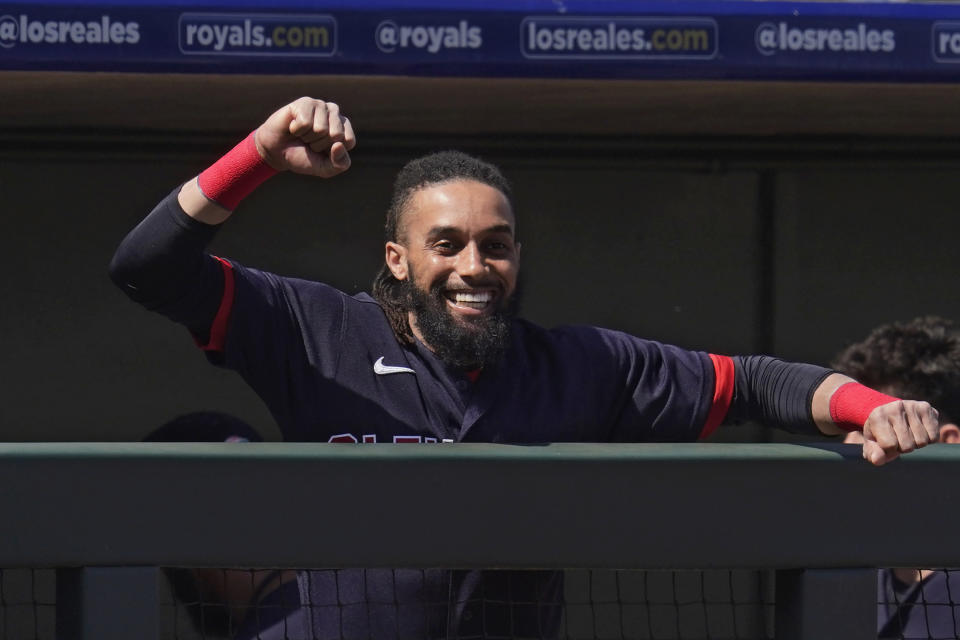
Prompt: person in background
<box><xmin>144</xmin><ymin>412</ymin><xmax>304</xmax><ymax>640</ymax></box>
<box><xmin>832</xmin><ymin>316</ymin><xmax>960</xmax><ymax>638</ymax></box>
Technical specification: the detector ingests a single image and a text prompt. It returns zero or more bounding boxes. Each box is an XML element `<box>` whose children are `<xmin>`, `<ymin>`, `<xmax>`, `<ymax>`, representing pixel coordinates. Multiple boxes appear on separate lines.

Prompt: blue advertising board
<box><xmin>3</xmin><ymin>0</ymin><xmax>960</xmax><ymax>80</ymax></box>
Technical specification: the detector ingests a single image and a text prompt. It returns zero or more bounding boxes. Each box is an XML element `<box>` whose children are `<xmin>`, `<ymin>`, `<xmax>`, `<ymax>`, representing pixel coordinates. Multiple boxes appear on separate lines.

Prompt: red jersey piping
<box><xmin>194</xmin><ymin>256</ymin><xmax>235</xmax><ymax>352</ymax></box>
<box><xmin>700</xmin><ymin>354</ymin><xmax>735</xmax><ymax>439</ymax></box>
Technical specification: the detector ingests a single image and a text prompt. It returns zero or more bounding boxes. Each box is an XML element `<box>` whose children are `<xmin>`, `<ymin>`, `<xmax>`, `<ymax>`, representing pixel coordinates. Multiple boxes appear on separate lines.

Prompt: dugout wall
<box><xmin>3</xmin><ymin>1</ymin><xmax>960</xmax><ymax>443</ymax></box>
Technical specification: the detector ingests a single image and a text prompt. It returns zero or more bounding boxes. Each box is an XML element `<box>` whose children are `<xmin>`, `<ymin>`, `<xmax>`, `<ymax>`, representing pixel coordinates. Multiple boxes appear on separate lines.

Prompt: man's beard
<box><xmin>401</xmin><ymin>278</ymin><xmax>517</xmax><ymax>370</ymax></box>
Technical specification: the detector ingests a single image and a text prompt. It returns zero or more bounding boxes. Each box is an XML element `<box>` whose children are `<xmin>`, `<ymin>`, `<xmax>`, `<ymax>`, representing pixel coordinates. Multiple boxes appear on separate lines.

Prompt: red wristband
<box><xmin>197</xmin><ymin>131</ymin><xmax>278</xmax><ymax>211</ymax></box>
<box><xmin>829</xmin><ymin>382</ymin><xmax>899</xmax><ymax>432</ymax></box>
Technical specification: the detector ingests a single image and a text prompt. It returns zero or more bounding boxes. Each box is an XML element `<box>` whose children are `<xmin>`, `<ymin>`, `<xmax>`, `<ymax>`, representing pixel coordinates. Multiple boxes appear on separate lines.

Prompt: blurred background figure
<box><xmin>831</xmin><ymin>316</ymin><xmax>960</xmax><ymax>638</ymax></box>
<box><xmin>144</xmin><ymin>412</ymin><xmax>304</xmax><ymax>640</ymax></box>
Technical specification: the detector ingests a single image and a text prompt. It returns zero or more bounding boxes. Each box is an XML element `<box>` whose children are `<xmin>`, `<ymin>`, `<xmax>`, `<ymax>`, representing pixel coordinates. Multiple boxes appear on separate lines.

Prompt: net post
<box><xmin>774</xmin><ymin>568</ymin><xmax>876</xmax><ymax>640</ymax></box>
<box><xmin>55</xmin><ymin>566</ymin><xmax>159</xmax><ymax>640</ymax></box>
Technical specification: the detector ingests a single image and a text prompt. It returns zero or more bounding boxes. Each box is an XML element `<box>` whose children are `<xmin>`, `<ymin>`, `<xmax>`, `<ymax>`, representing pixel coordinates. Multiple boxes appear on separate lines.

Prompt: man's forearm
<box><xmin>179</xmin><ymin>177</ymin><xmax>234</xmax><ymax>225</ymax></box>
<box><xmin>181</xmin><ymin>129</ymin><xmax>279</xmax><ymax>224</ymax></box>
<box><xmin>810</xmin><ymin>372</ymin><xmax>856</xmax><ymax>435</ymax></box>
<box><xmin>727</xmin><ymin>355</ymin><xmax>832</xmax><ymax>434</ymax></box>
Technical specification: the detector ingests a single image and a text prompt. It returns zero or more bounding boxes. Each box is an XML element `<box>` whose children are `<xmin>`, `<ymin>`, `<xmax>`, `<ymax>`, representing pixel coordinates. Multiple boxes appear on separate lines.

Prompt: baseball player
<box><xmin>110</xmin><ymin>97</ymin><xmax>940</xmax><ymax>639</ymax></box>
<box><xmin>832</xmin><ymin>316</ymin><xmax>960</xmax><ymax>638</ymax></box>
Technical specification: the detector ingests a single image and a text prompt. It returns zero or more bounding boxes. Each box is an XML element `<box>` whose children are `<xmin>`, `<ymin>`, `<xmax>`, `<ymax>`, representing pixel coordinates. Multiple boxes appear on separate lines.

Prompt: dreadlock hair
<box><xmin>372</xmin><ymin>150</ymin><xmax>516</xmax><ymax>343</ymax></box>
<box><xmin>831</xmin><ymin>316</ymin><xmax>960</xmax><ymax>424</ymax></box>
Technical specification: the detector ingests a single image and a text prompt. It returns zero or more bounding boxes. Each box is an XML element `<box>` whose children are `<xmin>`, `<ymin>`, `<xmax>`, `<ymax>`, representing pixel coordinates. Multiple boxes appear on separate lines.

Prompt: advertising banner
<box><xmin>3</xmin><ymin>0</ymin><xmax>960</xmax><ymax>80</ymax></box>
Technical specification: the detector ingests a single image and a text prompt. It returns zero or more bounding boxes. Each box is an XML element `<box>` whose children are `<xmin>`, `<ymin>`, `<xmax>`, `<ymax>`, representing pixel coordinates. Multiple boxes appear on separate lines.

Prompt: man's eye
<box><xmin>434</xmin><ymin>241</ymin><xmax>457</xmax><ymax>253</ymax></box>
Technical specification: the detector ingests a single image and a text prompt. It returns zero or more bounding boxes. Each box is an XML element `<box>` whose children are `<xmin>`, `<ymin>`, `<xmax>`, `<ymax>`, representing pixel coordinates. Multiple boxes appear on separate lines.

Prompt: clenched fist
<box><xmin>846</xmin><ymin>400</ymin><xmax>939</xmax><ymax>465</ymax></box>
<box><xmin>255</xmin><ymin>97</ymin><xmax>356</xmax><ymax>177</ymax></box>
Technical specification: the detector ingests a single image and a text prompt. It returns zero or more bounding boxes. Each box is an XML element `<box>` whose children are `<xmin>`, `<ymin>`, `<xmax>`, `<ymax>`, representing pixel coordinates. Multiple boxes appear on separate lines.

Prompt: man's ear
<box><xmin>385</xmin><ymin>242</ymin><xmax>408</xmax><ymax>281</ymax></box>
<box><xmin>940</xmin><ymin>423</ymin><xmax>960</xmax><ymax>444</ymax></box>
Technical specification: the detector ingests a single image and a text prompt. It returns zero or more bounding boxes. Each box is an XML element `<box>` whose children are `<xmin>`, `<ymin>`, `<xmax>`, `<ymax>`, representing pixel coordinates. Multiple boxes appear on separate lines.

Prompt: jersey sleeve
<box><xmin>212</xmin><ymin>262</ymin><xmax>347</xmax><ymax>432</ymax></box>
<box><xmin>583</xmin><ymin>329</ymin><xmax>718</xmax><ymax>442</ymax></box>
<box><xmin>110</xmin><ymin>188</ymin><xmax>350</xmax><ymax>436</ymax></box>
<box><xmin>583</xmin><ymin>330</ymin><xmax>828</xmax><ymax>441</ymax></box>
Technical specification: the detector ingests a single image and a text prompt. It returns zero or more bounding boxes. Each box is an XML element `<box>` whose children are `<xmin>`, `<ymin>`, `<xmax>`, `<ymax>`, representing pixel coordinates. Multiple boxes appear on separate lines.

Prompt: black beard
<box><xmin>401</xmin><ymin>279</ymin><xmax>516</xmax><ymax>369</ymax></box>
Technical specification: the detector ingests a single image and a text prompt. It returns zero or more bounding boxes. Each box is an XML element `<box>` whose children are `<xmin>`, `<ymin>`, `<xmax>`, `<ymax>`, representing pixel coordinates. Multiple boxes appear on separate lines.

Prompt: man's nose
<box><xmin>456</xmin><ymin>243</ymin><xmax>486</xmax><ymax>278</ymax></box>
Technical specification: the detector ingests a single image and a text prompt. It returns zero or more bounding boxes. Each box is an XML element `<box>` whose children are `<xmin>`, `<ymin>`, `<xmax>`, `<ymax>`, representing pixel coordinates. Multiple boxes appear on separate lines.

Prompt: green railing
<box><xmin>2</xmin><ymin>442</ymin><xmax>957</xmax><ymax>639</ymax></box>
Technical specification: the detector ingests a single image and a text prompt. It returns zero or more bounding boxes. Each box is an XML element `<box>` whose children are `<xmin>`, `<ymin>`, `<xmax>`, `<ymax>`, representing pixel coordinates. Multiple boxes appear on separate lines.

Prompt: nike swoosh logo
<box><xmin>373</xmin><ymin>357</ymin><xmax>416</xmax><ymax>376</ymax></box>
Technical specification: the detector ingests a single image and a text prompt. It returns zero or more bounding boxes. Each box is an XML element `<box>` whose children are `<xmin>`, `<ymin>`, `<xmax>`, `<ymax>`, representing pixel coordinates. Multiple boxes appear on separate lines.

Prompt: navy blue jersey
<box><xmin>235</xmin><ymin>578</ymin><xmax>305</xmax><ymax>640</ymax></box>
<box><xmin>878</xmin><ymin>569</ymin><xmax>960</xmax><ymax>638</ymax></box>
<box><xmin>233</xmin><ymin>570</ymin><xmax>561</xmax><ymax>640</ymax></box>
<box><xmin>205</xmin><ymin>260</ymin><xmax>722</xmax><ymax>445</ymax></box>
<box><xmin>194</xmin><ymin>259</ymin><xmax>725</xmax><ymax>640</ymax></box>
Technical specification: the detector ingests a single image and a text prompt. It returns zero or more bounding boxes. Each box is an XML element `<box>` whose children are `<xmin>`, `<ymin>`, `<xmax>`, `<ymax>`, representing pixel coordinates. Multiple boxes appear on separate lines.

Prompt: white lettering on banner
<box><xmin>178</xmin><ymin>13</ymin><xmax>335</xmax><ymax>56</ymax></box>
<box><xmin>932</xmin><ymin>22</ymin><xmax>960</xmax><ymax>63</ymax></box>
<box><xmin>520</xmin><ymin>17</ymin><xmax>716</xmax><ymax>59</ymax></box>
<box><xmin>526</xmin><ymin>21</ymin><xmax>651</xmax><ymax>53</ymax></box>
<box><xmin>755</xmin><ymin>21</ymin><xmax>895</xmax><ymax>56</ymax></box>
<box><xmin>940</xmin><ymin>32</ymin><xmax>960</xmax><ymax>54</ymax></box>
<box><xmin>0</xmin><ymin>14</ymin><xmax>138</xmax><ymax>48</ymax></box>
<box><xmin>375</xmin><ymin>19</ymin><xmax>482</xmax><ymax>54</ymax></box>
<box><xmin>0</xmin><ymin>16</ymin><xmax>18</xmax><ymax>48</ymax></box>
<box><xmin>183</xmin><ymin>21</ymin><xmax>268</xmax><ymax>51</ymax></box>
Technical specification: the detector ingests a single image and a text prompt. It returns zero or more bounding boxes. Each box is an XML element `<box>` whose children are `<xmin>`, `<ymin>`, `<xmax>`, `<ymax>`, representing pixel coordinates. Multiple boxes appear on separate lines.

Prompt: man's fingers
<box><xmin>262</xmin><ymin>97</ymin><xmax>355</xmax><ymax>177</ymax></box>
<box><xmin>326</xmin><ymin>103</ymin><xmax>345</xmax><ymax>143</ymax></box>
<box><xmin>863</xmin><ymin>439</ymin><xmax>899</xmax><ymax>466</ymax></box>
<box><xmin>296</xmin><ymin>101</ymin><xmax>330</xmax><ymax>144</ymax></box>
<box><xmin>921</xmin><ymin>403</ymin><xmax>940</xmax><ymax>443</ymax></box>
<box><xmin>343</xmin><ymin>117</ymin><xmax>357</xmax><ymax>150</ymax></box>
<box><xmin>906</xmin><ymin>402</ymin><xmax>932</xmax><ymax>448</ymax></box>
<box><xmin>309</xmin><ymin>139</ymin><xmax>331</xmax><ymax>154</ymax></box>
<box><xmin>308</xmin><ymin>105</ymin><xmax>349</xmax><ymax>154</ymax></box>
<box><xmin>866</xmin><ymin>401</ymin><xmax>915</xmax><ymax>453</ymax></box>
<box><xmin>287</xmin><ymin>98</ymin><xmax>323</xmax><ymax>139</ymax></box>
<box><xmin>888</xmin><ymin>402</ymin><xmax>917</xmax><ymax>453</ymax></box>
<box><xmin>861</xmin><ymin>402</ymin><xmax>911</xmax><ymax>464</ymax></box>
<box><xmin>868</xmin><ymin>405</ymin><xmax>900</xmax><ymax>451</ymax></box>
<box><xmin>330</xmin><ymin>141</ymin><xmax>351</xmax><ymax>171</ymax></box>
<box><xmin>297</xmin><ymin>142</ymin><xmax>351</xmax><ymax>178</ymax></box>
<box><xmin>860</xmin><ymin>399</ymin><xmax>941</xmax><ymax>465</ymax></box>
<box><xmin>843</xmin><ymin>430</ymin><xmax>865</xmax><ymax>445</ymax></box>
<box><xmin>313</xmin><ymin>101</ymin><xmax>333</xmax><ymax>141</ymax></box>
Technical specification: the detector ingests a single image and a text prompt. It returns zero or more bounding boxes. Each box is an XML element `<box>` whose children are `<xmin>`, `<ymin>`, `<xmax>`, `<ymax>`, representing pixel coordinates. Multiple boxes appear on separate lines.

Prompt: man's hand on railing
<box><xmin>843</xmin><ymin>399</ymin><xmax>940</xmax><ymax>465</ymax></box>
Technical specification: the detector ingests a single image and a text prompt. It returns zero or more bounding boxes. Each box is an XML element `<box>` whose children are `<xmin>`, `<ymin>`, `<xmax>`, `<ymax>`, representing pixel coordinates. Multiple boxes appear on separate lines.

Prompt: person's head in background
<box><xmin>142</xmin><ymin>410</ymin><xmax>263</xmax><ymax>444</ymax></box>
<box><xmin>832</xmin><ymin>316</ymin><xmax>960</xmax><ymax>444</ymax></box>
<box><xmin>143</xmin><ymin>411</ymin><xmax>266</xmax><ymax>638</ymax></box>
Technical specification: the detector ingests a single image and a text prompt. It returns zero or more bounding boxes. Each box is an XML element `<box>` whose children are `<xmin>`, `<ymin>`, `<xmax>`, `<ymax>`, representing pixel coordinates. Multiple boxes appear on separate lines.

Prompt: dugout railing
<box><xmin>2</xmin><ymin>442</ymin><xmax>958</xmax><ymax>640</ymax></box>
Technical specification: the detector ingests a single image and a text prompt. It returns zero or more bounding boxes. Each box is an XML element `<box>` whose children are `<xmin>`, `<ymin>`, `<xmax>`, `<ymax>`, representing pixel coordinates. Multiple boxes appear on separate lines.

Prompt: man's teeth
<box><xmin>450</xmin><ymin>292</ymin><xmax>493</xmax><ymax>309</ymax></box>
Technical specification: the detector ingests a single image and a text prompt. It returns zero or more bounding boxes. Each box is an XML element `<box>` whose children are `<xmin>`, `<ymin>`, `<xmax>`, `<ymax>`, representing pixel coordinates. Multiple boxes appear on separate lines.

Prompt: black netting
<box><xmin>878</xmin><ymin>568</ymin><xmax>960</xmax><ymax>639</ymax></box>
<box><xmin>158</xmin><ymin>569</ymin><xmax>773</xmax><ymax>639</ymax></box>
<box><xmin>5</xmin><ymin>568</ymin><xmax>960</xmax><ymax>639</ymax></box>
<box><xmin>0</xmin><ymin>570</ymin><xmax>55</xmax><ymax>640</ymax></box>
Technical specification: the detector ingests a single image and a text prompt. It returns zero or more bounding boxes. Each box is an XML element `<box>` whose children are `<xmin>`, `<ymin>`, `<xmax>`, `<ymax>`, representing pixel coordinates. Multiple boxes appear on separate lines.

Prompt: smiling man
<box><xmin>111</xmin><ymin>97</ymin><xmax>940</xmax><ymax>639</ymax></box>
<box><xmin>375</xmin><ymin>152</ymin><xmax>519</xmax><ymax>371</ymax></box>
